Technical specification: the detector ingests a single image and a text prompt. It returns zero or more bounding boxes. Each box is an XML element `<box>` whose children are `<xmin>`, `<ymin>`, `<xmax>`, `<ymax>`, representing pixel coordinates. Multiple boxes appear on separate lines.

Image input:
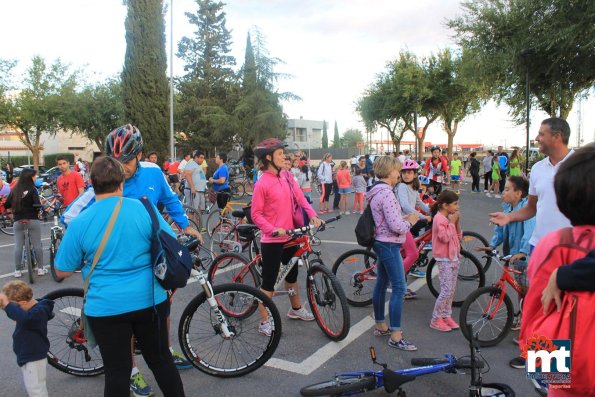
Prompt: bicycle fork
<box><xmin>191</xmin><ymin>269</ymin><xmax>235</xmax><ymax>338</ymax></box>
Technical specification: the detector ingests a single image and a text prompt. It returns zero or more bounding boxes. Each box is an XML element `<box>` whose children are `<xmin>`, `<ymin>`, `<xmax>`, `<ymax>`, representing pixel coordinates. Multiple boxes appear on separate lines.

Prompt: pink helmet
<box><xmin>401</xmin><ymin>159</ymin><xmax>420</xmax><ymax>171</ymax></box>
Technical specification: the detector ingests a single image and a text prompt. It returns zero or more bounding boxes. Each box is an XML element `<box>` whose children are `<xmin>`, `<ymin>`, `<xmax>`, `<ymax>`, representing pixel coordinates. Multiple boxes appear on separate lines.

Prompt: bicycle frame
<box><xmin>481</xmin><ymin>252</ymin><xmax>526</xmax><ymax>320</ymax></box>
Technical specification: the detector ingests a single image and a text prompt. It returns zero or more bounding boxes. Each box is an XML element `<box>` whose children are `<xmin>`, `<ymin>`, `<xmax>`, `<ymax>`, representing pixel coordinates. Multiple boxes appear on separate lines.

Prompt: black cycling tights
<box><xmin>87</xmin><ymin>301</ymin><xmax>185</xmax><ymax>397</ymax></box>
<box><xmin>260</xmin><ymin>243</ymin><xmax>299</xmax><ymax>292</ymax></box>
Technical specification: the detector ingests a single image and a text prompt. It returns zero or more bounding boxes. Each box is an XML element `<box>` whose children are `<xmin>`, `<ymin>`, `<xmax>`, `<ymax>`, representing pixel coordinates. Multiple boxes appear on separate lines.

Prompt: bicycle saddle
<box><xmin>383</xmin><ymin>369</ymin><xmax>415</xmax><ymax>393</ymax></box>
<box><xmin>236</xmin><ymin>224</ymin><xmax>259</xmax><ymax>238</ymax></box>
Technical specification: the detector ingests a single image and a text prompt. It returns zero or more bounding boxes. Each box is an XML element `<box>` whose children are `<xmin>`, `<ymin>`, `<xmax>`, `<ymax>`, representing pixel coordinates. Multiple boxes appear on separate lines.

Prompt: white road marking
<box><xmin>319</xmin><ymin>240</ymin><xmax>359</xmax><ymax>245</ymax></box>
<box><xmin>264</xmin><ymin>273</ymin><xmax>429</xmax><ymax>374</ymax></box>
<box><xmin>0</xmin><ymin>237</ymin><xmax>51</xmax><ymax>248</ymax></box>
<box><xmin>60</xmin><ymin>306</ymin><xmax>81</xmax><ymax>317</ymax></box>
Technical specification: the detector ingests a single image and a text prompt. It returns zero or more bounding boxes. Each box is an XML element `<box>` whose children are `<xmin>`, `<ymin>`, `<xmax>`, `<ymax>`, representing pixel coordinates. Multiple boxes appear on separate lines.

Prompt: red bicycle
<box><xmin>332</xmin><ymin>228</ymin><xmax>486</xmax><ymax>307</ymax></box>
<box><xmin>207</xmin><ymin>217</ymin><xmax>351</xmax><ymax>341</ymax></box>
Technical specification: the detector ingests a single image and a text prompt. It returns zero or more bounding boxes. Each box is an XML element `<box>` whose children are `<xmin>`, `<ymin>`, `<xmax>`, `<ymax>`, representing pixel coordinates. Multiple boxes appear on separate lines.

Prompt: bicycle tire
<box><xmin>42</xmin><ymin>288</ymin><xmax>104</xmax><ymax>376</ymax></box>
<box><xmin>331</xmin><ymin>249</ymin><xmax>377</xmax><ymax>307</ymax></box>
<box><xmin>49</xmin><ymin>233</ymin><xmax>64</xmax><ymax>283</ymax></box>
<box><xmin>462</xmin><ymin>231</ymin><xmax>492</xmax><ymax>272</ymax></box>
<box><xmin>209</xmin><ymin>220</ymin><xmax>241</xmax><ymax>256</ymax></box>
<box><xmin>426</xmin><ymin>250</ymin><xmax>485</xmax><ymax>307</ymax></box>
<box><xmin>247</xmin><ymin>230</ymin><xmax>261</xmax><ymax>261</ymax></box>
<box><xmin>459</xmin><ymin>286</ymin><xmax>515</xmax><ymax>347</ymax></box>
<box><xmin>25</xmin><ymin>232</ymin><xmax>34</xmax><ymax>284</ymax></box>
<box><xmin>178</xmin><ymin>283</ymin><xmax>281</xmax><ymax>377</ymax></box>
<box><xmin>208</xmin><ymin>253</ymin><xmax>260</xmax><ymax>287</ymax></box>
<box><xmin>480</xmin><ymin>382</ymin><xmax>516</xmax><ymax>397</ymax></box>
<box><xmin>0</xmin><ymin>213</ymin><xmax>14</xmax><ymax>235</ymax></box>
<box><xmin>168</xmin><ymin>217</ymin><xmax>199</xmax><ymax>237</ymax></box>
<box><xmin>206</xmin><ymin>210</ymin><xmax>223</xmax><ymax>237</ymax></box>
<box><xmin>231</xmin><ymin>182</ymin><xmax>245</xmax><ymax>199</ymax></box>
<box><xmin>307</xmin><ymin>262</ymin><xmax>351</xmax><ymax>341</ymax></box>
<box><xmin>300</xmin><ymin>375</ymin><xmax>377</xmax><ymax>397</ymax></box>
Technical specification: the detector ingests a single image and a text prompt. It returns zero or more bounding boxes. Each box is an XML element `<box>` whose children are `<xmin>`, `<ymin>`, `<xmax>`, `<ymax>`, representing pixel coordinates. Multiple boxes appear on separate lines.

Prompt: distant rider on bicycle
<box><xmin>423</xmin><ymin>146</ymin><xmax>449</xmax><ymax>195</ymax></box>
<box><xmin>251</xmin><ymin>138</ymin><xmax>323</xmax><ymax>336</ymax></box>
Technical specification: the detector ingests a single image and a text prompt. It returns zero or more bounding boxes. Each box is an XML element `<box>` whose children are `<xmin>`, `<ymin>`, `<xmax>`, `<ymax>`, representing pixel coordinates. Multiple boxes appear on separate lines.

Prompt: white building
<box><xmin>285</xmin><ymin>118</ymin><xmax>323</xmax><ymax>150</ymax></box>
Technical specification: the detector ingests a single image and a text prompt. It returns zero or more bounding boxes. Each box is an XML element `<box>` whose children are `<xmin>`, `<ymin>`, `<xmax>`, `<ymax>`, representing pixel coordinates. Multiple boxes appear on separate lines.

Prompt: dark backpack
<box><xmin>140</xmin><ymin>198</ymin><xmax>193</xmax><ymax>290</ymax></box>
<box><xmin>355</xmin><ymin>204</ymin><xmax>376</xmax><ymax>247</ymax></box>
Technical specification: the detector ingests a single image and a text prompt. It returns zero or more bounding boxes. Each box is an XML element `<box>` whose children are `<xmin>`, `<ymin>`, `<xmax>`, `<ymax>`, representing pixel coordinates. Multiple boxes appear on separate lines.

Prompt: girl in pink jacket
<box><xmin>251</xmin><ymin>139</ymin><xmax>322</xmax><ymax>336</ymax></box>
<box><xmin>430</xmin><ymin>190</ymin><xmax>462</xmax><ymax>332</ymax></box>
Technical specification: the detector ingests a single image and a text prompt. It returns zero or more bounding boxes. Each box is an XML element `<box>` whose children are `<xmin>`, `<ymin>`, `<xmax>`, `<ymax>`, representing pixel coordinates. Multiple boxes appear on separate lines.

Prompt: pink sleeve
<box><xmin>434</xmin><ymin>214</ymin><xmax>452</xmax><ymax>244</ymax></box>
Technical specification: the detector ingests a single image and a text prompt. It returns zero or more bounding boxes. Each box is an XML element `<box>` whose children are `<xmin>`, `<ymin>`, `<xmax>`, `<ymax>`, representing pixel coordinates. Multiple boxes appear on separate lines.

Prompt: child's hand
<box><xmin>449</xmin><ymin>211</ymin><xmax>460</xmax><ymax>224</ymax></box>
<box><xmin>0</xmin><ymin>293</ymin><xmax>8</xmax><ymax>309</ymax></box>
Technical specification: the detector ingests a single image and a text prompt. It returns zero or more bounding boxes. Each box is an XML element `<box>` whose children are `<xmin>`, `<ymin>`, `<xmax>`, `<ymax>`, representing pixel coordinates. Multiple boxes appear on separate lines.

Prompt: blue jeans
<box><xmin>372</xmin><ymin>241</ymin><xmax>407</xmax><ymax>331</ymax></box>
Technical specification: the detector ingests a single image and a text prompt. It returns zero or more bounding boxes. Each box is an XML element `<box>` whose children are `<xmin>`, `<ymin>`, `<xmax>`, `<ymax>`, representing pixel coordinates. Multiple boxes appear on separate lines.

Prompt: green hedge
<box><xmin>44</xmin><ymin>153</ymin><xmax>75</xmax><ymax>167</ymax></box>
<box><xmin>0</xmin><ymin>156</ymin><xmax>31</xmax><ymax>167</ymax></box>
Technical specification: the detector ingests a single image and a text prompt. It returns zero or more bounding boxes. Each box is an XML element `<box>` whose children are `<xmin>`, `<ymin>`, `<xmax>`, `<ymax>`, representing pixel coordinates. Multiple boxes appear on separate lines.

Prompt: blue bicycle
<box><xmin>300</xmin><ymin>325</ymin><xmax>515</xmax><ymax>396</ymax></box>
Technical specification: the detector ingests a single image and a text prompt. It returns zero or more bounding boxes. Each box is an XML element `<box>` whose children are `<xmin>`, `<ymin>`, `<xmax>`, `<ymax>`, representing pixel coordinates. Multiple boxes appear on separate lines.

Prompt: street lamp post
<box><xmin>521</xmin><ymin>48</ymin><xmax>535</xmax><ymax>173</ymax></box>
<box><xmin>169</xmin><ymin>0</ymin><xmax>175</xmax><ymax>161</ymax></box>
<box><xmin>413</xmin><ymin>94</ymin><xmax>419</xmax><ymax>161</ymax></box>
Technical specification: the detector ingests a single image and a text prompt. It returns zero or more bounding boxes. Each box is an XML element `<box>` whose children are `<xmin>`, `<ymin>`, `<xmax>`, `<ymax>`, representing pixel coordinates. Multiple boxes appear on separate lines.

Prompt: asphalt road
<box><xmin>0</xmin><ymin>182</ymin><xmax>538</xmax><ymax>397</ymax></box>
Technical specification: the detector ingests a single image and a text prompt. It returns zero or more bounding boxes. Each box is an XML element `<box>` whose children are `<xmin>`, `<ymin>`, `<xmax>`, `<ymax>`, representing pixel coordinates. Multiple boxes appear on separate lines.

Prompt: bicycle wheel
<box><xmin>300</xmin><ymin>375</ymin><xmax>377</xmax><ymax>397</ymax></box>
<box><xmin>168</xmin><ymin>218</ymin><xmax>200</xmax><ymax>237</ymax></box>
<box><xmin>49</xmin><ymin>232</ymin><xmax>64</xmax><ymax>283</ymax></box>
<box><xmin>0</xmin><ymin>213</ymin><xmax>14</xmax><ymax>235</ymax></box>
<box><xmin>426</xmin><ymin>250</ymin><xmax>485</xmax><ymax>307</ymax></box>
<box><xmin>331</xmin><ymin>249</ymin><xmax>377</xmax><ymax>307</ymax></box>
<box><xmin>42</xmin><ymin>288</ymin><xmax>104</xmax><ymax>376</ymax></box>
<box><xmin>459</xmin><ymin>286</ymin><xmax>514</xmax><ymax>347</ymax></box>
<box><xmin>209</xmin><ymin>220</ymin><xmax>241</xmax><ymax>256</ymax></box>
<box><xmin>306</xmin><ymin>262</ymin><xmax>350</xmax><ymax>341</ymax></box>
<box><xmin>462</xmin><ymin>231</ymin><xmax>492</xmax><ymax>272</ymax></box>
<box><xmin>25</xmin><ymin>234</ymin><xmax>34</xmax><ymax>284</ymax></box>
<box><xmin>231</xmin><ymin>182</ymin><xmax>245</xmax><ymax>199</ymax></box>
<box><xmin>480</xmin><ymin>383</ymin><xmax>516</xmax><ymax>397</ymax></box>
<box><xmin>208</xmin><ymin>253</ymin><xmax>259</xmax><ymax>287</ymax></box>
<box><xmin>247</xmin><ymin>230</ymin><xmax>261</xmax><ymax>261</ymax></box>
<box><xmin>206</xmin><ymin>210</ymin><xmax>223</xmax><ymax>237</ymax></box>
<box><xmin>178</xmin><ymin>283</ymin><xmax>281</xmax><ymax>377</ymax></box>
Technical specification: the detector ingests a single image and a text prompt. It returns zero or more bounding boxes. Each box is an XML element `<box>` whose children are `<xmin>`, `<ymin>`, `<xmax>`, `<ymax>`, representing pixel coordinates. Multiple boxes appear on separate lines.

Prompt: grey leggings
<box><xmin>14</xmin><ymin>220</ymin><xmax>43</xmax><ymax>271</ymax></box>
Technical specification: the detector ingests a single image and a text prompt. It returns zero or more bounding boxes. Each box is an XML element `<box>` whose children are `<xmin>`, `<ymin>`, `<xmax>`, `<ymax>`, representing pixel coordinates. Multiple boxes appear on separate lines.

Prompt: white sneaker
<box><xmin>345</xmin><ymin>211</ymin><xmax>350</xmax><ymax>215</ymax></box>
<box><xmin>484</xmin><ymin>189</ymin><xmax>488</xmax><ymax>193</ymax></box>
<box><xmin>37</xmin><ymin>268</ymin><xmax>45</xmax><ymax>276</ymax></box>
<box><xmin>14</xmin><ymin>270</ymin><xmax>22</xmax><ymax>278</ymax></box>
<box><xmin>287</xmin><ymin>307</ymin><xmax>315</xmax><ymax>321</ymax></box>
<box><xmin>494</xmin><ymin>194</ymin><xmax>501</xmax><ymax>198</ymax></box>
<box><xmin>486</xmin><ymin>193</ymin><xmax>492</xmax><ymax>197</ymax></box>
<box><xmin>258</xmin><ymin>318</ymin><xmax>273</xmax><ymax>336</ymax></box>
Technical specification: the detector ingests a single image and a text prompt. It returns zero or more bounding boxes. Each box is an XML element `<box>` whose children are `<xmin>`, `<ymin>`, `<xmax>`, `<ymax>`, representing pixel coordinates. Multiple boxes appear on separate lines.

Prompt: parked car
<box><xmin>40</xmin><ymin>166</ymin><xmax>75</xmax><ymax>185</ymax></box>
<box><xmin>13</xmin><ymin>164</ymin><xmax>49</xmax><ymax>177</ymax></box>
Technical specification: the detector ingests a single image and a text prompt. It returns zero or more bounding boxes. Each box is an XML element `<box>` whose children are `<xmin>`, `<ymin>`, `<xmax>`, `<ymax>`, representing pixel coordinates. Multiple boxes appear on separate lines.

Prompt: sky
<box><xmin>2</xmin><ymin>0</ymin><xmax>593</xmax><ymax>149</ymax></box>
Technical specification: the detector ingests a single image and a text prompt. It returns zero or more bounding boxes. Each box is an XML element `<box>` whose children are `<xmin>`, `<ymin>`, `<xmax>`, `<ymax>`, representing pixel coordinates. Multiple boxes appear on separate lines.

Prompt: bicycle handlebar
<box><xmin>272</xmin><ymin>215</ymin><xmax>341</xmax><ymax>237</ymax></box>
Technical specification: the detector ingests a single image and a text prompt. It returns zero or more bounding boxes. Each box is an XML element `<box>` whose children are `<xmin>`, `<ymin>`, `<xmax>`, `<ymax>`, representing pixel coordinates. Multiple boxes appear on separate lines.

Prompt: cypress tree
<box><xmin>321</xmin><ymin>120</ymin><xmax>328</xmax><ymax>148</ymax></box>
<box><xmin>332</xmin><ymin>121</ymin><xmax>340</xmax><ymax>148</ymax></box>
<box><xmin>122</xmin><ymin>0</ymin><xmax>169</xmax><ymax>158</ymax></box>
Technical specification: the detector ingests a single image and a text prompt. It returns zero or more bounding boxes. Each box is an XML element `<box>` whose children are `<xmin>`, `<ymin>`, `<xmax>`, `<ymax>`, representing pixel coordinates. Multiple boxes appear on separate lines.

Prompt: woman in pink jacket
<box><xmin>430</xmin><ymin>190</ymin><xmax>462</xmax><ymax>332</ymax></box>
<box><xmin>251</xmin><ymin>138</ymin><xmax>323</xmax><ymax>336</ymax></box>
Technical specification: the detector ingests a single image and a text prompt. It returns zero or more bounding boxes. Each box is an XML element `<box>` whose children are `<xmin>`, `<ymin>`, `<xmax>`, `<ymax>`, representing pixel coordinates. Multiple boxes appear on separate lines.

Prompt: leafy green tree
<box><xmin>122</xmin><ymin>0</ymin><xmax>169</xmax><ymax>158</ymax></box>
<box><xmin>234</xmin><ymin>31</ymin><xmax>286</xmax><ymax>156</ymax></box>
<box><xmin>176</xmin><ymin>0</ymin><xmax>238</xmax><ymax>155</ymax></box>
<box><xmin>429</xmin><ymin>48</ymin><xmax>487</xmax><ymax>156</ymax></box>
<box><xmin>332</xmin><ymin>121</ymin><xmax>340</xmax><ymax>148</ymax></box>
<box><xmin>321</xmin><ymin>120</ymin><xmax>328</xmax><ymax>148</ymax></box>
<box><xmin>0</xmin><ymin>59</ymin><xmax>17</xmax><ymax>125</ymax></box>
<box><xmin>65</xmin><ymin>77</ymin><xmax>126</xmax><ymax>151</ymax></box>
<box><xmin>341</xmin><ymin>128</ymin><xmax>364</xmax><ymax>149</ymax></box>
<box><xmin>2</xmin><ymin>56</ymin><xmax>77</xmax><ymax>169</ymax></box>
<box><xmin>448</xmin><ymin>0</ymin><xmax>595</xmax><ymax>120</ymax></box>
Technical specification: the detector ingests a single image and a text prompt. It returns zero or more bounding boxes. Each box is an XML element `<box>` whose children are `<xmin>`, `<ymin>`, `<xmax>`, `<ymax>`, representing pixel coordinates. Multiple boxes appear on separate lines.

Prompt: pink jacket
<box><xmin>251</xmin><ymin>170</ymin><xmax>317</xmax><ymax>243</ymax></box>
<box><xmin>431</xmin><ymin>212</ymin><xmax>462</xmax><ymax>260</ymax></box>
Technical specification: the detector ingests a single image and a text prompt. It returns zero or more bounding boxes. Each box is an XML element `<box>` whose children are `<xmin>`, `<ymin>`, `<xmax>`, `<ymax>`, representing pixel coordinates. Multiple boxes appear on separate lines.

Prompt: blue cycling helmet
<box><xmin>418</xmin><ymin>175</ymin><xmax>431</xmax><ymax>185</ymax></box>
<box><xmin>105</xmin><ymin>124</ymin><xmax>144</xmax><ymax>163</ymax></box>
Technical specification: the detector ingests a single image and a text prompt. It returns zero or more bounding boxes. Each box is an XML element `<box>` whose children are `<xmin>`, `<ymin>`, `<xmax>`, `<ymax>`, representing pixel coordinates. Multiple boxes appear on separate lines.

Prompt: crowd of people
<box><xmin>0</xmin><ymin>117</ymin><xmax>593</xmax><ymax>397</ymax></box>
